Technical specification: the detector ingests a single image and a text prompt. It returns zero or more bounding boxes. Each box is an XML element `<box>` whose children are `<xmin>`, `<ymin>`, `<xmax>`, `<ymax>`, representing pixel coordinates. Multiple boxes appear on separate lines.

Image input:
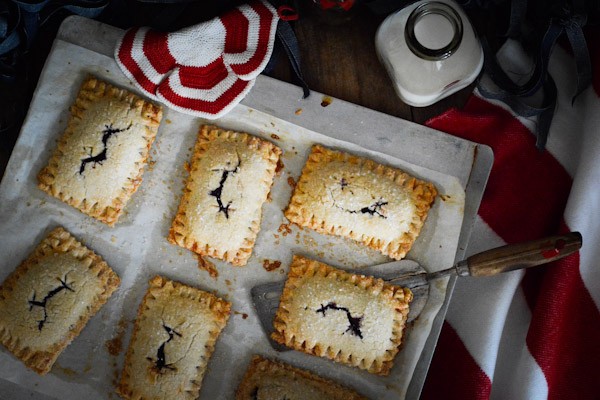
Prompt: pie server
<box><xmin>251</xmin><ymin>232</ymin><xmax>582</xmax><ymax>351</ymax></box>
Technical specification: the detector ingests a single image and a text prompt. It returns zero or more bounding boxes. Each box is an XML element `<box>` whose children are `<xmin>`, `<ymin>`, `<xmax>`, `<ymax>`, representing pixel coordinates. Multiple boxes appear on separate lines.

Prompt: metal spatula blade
<box><xmin>252</xmin><ymin>232</ymin><xmax>582</xmax><ymax>352</ymax></box>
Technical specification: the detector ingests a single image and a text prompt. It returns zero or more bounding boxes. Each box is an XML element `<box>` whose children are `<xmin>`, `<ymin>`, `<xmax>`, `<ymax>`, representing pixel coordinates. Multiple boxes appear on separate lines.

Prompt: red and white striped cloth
<box><xmin>420</xmin><ymin>29</ymin><xmax>600</xmax><ymax>399</ymax></box>
<box><xmin>114</xmin><ymin>0</ymin><xmax>278</xmax><ymax>118</ymax></box>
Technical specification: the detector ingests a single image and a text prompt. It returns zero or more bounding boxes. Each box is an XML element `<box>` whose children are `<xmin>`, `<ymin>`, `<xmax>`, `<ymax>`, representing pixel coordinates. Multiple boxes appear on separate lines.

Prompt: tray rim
<box><xmin>0</xmin><ymin>15</ymin><xmax>493</xmax><ymax>400</ymax></box>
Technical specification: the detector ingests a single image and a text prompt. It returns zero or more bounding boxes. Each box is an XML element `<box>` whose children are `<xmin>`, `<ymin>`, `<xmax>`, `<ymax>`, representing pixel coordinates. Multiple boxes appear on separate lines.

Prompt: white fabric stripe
<box><xmin>445</xmin><ymin>217</ymin><xmax>521</xmax><ymax>379</ymax></box>
<box><xmin>562</xmin><ymin>88</ymin><xmax>600</xmax><ymax>309</ymax></box>
<box><xmin>165</xmin><ymin>65</ymin><xmax>239</xmax><ymax>101</ymax></box>
<box><xmin>156</xmin><ymin>78</ymin><xmax>255</xmax><ymax>119</ymax></box>
<box><xmin>130</xmin><ymin>27</ymin><xmax>164</xmax><ymax>85</ymax></box>
<box><xmin>543</xmin><ymin>46</ymin><xmax>584</xmax><ymax>177</ymax></box>
<box><xmin>167</xmin><ymin>18</ymin><xmax>225</xmax><ymax>66</ymax></box>
<box><xmin>490</xmin><ymin>286</ymin><xmax>548</xmax><ymax>400</ymax></box>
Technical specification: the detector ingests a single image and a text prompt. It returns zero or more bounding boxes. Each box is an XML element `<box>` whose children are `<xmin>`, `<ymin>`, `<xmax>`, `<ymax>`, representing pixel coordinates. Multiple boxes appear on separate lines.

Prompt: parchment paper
<box><xmin>0</xmin><ymin>39</ymin><xmax>465</xmax><ymax>399</ymax></box>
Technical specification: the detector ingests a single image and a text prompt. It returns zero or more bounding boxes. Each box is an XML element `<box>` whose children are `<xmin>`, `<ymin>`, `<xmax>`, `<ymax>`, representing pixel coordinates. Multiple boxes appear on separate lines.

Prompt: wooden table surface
<box><xmin>275</xmin><ymin>9</ymin><xmax>474</xmax><ymax>124</ymax></box>
<box><xmin>0</xmin><ymin>5</ymin><xmax>475</xmax><ymax>179</ymax></box>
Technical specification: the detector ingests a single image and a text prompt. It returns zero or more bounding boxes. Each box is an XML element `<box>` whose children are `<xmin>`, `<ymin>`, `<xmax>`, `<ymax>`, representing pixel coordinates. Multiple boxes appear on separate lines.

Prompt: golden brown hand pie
<box><xmin>285</xmin><ymin>145</ymin><xmax>437</xmax><ymax>260</ymax></box>
<box><xmin>0</xmin><ymin>227</ymin><xmax>120</xmax><ymax>375</ymax></box>
<box><xmin>117</xmin><ymin>276</ymin><xmax>231</xmax><ymax>400</ymax></box>
<box><xmin>38</xmin><ymin>76</ymin><xmax>162</xmax><ymax>226</ymax></box>
<box><xmin>271</xmin><ymin>255</ymin><xmax>412</xmax><ymax>376</ymax></box>
<box><xmin>169</xmin><ymin>125</ymin><xmax>281</xmax><ymax>266</ymax></box>
<box><xmin>236</xmin><ymin>355</ymin><xmax>368</xmax><ymax>400</ymax></box>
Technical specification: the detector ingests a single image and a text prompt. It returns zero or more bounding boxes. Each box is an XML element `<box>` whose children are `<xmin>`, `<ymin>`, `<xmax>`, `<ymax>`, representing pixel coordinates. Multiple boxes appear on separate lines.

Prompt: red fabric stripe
<box><xmin>522</xmin><ymin>222</ymin><xmax>600</xmax><ymax>400</ymax></box>
<box><xmin>421</xmin><ymin>321</ymin><xmax>492</xmax><ymax>400</ymax></box>
<box><xmin>222</xmin><ymin>8</ymin><xmax>249</xmax><ymax>54</ymax></box>
<box><xmin>228</xmin><ymin>0</ymin><xmax>274</xmax><ymax>76</ymax></box>
<box><xmin>142</xmin><ymin>29</ymin><xmax>176</xmax><ymax>75</ymax></box>
<box><xmin>426</xmin><ymin>96</ymin><xmax>600</xmax><ymax>398</ymax></box>
<box><xmin>427</xmin><ymin>96</ymin><xmax>571</xmax><ymax>243</ymax></box>
<box><xmin>157</xmin><ymin>76</ymin><xmax>249</xmax><ymax>114</ymax></box>
<box><xmin>117</xmin><ymin>29</ymin><xmax>159</xmax><ymax>95</ymax></box>
<box><xmin>178</xmin><ymin>58</ymin><xmax>229</xmax><ymax>90</ymax></box>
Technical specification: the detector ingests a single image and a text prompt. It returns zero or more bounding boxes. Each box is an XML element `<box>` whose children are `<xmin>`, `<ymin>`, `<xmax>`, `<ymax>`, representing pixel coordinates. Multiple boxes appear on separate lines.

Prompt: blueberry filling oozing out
<box><xmin>79</xmin><ymin>123</ymin><xmax>131</xmax><ymax>174</ymax></box>
<box><xmin>209</xmin><ymin>156</ymin><xmax>241</xmax><ymax>219</ymax></box>
<box><xmin>330</xmin><ymin>189</ymin><xmax>389</xmax><ymax>219</ymax></box>
<box><xmin>316</xmin><ymin>302</ymin><xmax>363</xmax><ymax>339</ymax></box>
<box><xmin>28</xmin><ymin>275</ymin><xmax>74</xmax><ymax>331</ymax></box>
<box><xmin>147</xmin><ymin>323</ymin><xmax>182</xmax><ymax>373</ymax></box>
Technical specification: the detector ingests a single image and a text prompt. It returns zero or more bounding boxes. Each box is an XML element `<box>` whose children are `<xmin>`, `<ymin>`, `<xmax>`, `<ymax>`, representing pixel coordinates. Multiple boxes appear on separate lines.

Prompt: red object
<box><xmin>115</xmin><ymin>0</ymin><xmax>279</xmax><ymax>118</ymax></box>
<box><xmin>318</xmin><ymin>0</ymin><xmax>355</xmax><ymax>11</ymax></box>
<box><xmin>278</xmin><ymin>5</ymin><xmax>299</xmax><ymax>21</ymax></box>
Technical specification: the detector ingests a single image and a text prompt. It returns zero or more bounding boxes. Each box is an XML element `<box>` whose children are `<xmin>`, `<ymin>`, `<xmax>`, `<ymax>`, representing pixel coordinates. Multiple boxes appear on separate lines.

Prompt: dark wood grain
<box><xmin>269</xmin><ymin>7</ymin><xmax>473</xmax><ymax>125</ymax></box>
<box><xmin>294</xmin><ymin>9</ymin><xmax>414</xmax><ymax>120</ymax></box>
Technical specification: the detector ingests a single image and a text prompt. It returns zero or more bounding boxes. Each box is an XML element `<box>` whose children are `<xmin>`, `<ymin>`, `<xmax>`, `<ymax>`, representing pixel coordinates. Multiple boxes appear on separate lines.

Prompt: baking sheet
<box><xmin>0</xmin><ymin>38</ymin><xmax>466</xmax><ymax>400</ymax></box>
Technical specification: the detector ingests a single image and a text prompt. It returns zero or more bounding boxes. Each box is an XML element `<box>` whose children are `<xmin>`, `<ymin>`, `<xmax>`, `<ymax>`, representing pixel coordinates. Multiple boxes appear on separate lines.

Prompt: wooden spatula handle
<box><xmin>466</xmin><ymin>232</ymin><xmax>582</xmax><ymax>277</ymax></box>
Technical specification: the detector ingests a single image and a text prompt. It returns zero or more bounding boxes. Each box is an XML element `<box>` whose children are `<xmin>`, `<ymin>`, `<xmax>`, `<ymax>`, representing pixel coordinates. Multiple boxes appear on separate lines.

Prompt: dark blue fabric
<box><xmin>1</xmin><ymin>0</ymin><xmax>108</xmax><ymax>51</ymax></box>
<box><xmin>475</xmin><ymin>0</ymin><xmax>593</xmax><ymax>150</ymax></box>
<box><xmin>275</xmin><ymin>20</ymin><xmax>310</xmax><ymax>98</ymax></box>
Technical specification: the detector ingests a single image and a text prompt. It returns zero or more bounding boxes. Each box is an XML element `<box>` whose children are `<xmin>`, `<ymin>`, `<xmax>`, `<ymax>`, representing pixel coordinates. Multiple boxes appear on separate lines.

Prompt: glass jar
<box><xmin>375</xmin><ymin>0</ymin><xmax>483</xmax><ymax>107</ymax></box>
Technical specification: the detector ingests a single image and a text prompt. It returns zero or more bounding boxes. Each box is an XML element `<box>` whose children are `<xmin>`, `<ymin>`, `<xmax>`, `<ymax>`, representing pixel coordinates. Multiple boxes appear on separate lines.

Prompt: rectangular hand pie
<box><xmin>285</xmin><ymin>145</ymin><xmax>437</xmax><ymax>260</ymax></box>
<box><xmin>117</xmin><ymin>276</ymin><xmax>231</xmax><ymax>400</ymax></box>
<box><xmin>0</xmin><ymin>227</ymin><xmax>120</xmax><ymax>375</ymax></box>
<box><xmin>235</xmin><ymin>355</ymin><xmax>368</xmax><ymax>400</ymax></box>
<box><xmin>38</xmin><ymin>76</ymin><xmax>163</xmax><ymax>226</ymax></box>
<box><xmin>169</xmin><ymin>125</ymin><xmax>281</xmax><ymax>266</ymax></box>
<box><xmin>271</xmin><ymin>255</ymin><xmax>412</xmax><ymax>376</ymax></box>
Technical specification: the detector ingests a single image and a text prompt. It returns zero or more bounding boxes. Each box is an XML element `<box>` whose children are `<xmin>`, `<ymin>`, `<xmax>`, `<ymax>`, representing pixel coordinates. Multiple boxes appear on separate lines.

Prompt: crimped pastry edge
<box><xmin>235</xmin><ymin>355</ymin><xmax>369</xmax><ymax>400</ymax></box>
<box><xmin>271</xmin><ymin>255</ymin><xmax>412</xmax><ymax>376</ymax></box>
<box><xmin>168</xmin><ymin>124</ymin><xmax>281</xmax><ymax>266</ymax></box>
<box><xmin>284</xmin><ymin>144</ymin><xmax>437</xmax><ymax>260</ymax></box>
<box><xmin>37</xmin><ymin>75</ymin><xmax>163</xmax><ymax>226</ymax></box>
<box><xmin>0</xmin><ymin>227</ymin><xmax>120</xmax><ymax>375</ymax></box>
<box><xmin>116</xmin><ymin>275</ymin><xmax>231</xmax><ymax>400</ymax></box>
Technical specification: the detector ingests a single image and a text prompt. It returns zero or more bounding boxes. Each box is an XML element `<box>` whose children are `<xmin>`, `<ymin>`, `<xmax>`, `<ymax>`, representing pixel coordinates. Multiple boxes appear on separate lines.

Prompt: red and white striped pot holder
<box><xmin>114</xmin><ymin>0</ymin><xmax>278</xmax><ymax>118</ymax></box>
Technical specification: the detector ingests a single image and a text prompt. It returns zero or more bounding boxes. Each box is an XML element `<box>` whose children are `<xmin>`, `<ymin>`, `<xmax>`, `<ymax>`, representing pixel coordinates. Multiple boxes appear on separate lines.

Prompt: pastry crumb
<box><xmin>278</xmin><ymin>223</ymin><xmax>292</xmax><ymax>236</ymax></box>
<box><xmin>234</xmin><ymin>311</ymin><xmax>249</xmax><ymax>319</ymax></box>
<box><xmin>105</xmin><ymin>318</ymin><xmax>128</xmax><ymax>356</ymax></box>
<box><xmin>276</xmin><ymin>159</ymin><xmax>285</xmax><ymax>176</ymax></box>
<box><xmin>321</xmin><ymin>96</ymin><xmax>332</xmax><ymax>107</ymax></box>
<box><xmin>262</xmin><ymin>259</ymin><xmax>282</xmax><ymax>272</ymax></box>
<box><xmin>196</xmin><ymin>255</ymin><xmax>218</xmax><ymax>279</ymax></box>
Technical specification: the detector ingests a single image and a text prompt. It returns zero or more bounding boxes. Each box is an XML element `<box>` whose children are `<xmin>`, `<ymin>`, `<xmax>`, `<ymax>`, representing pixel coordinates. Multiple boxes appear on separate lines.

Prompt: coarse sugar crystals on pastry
<box><xmin>37</xmin><ymin>75</ymin><xmax>163</xmax><ymax>226</ymax></box>
<box><xmin>271</xmin><ymin>255</ymin><xmax>412</xmax><ymax>376</ymax></box>
<box><xmin>235</xmin><ymin>355</ymin><xmax>368</xmax><ymax>400</ymax></box>
<box><xmin>0</xmin><ymin>227</ymin><xmax>120</xmax><ymax>375</ymax></box>
<box><xmin>168</xmin><ymin>125</ymin><xmax>281</xmax><ymax>266</ymax></box>
<box><xmin>285</xmin><ymin>144</ymin><xmax>437</xmax><ymax>260</ymax></box>
<box><xmin>117</xmin><ymin>276</ymin><xmax>231</xmax><ymax>400</ymax></box>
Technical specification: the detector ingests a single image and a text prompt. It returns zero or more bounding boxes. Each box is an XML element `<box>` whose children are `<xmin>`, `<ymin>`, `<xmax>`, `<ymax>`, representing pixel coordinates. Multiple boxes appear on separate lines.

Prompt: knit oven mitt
<box><xmin>115</xmin><ymin>0</ymin><xmax>278</xmax><ymax>118</ymax></box>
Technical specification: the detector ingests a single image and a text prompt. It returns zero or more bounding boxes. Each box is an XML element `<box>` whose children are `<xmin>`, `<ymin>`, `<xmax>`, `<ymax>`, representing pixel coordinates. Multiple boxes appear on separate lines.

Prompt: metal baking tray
<box><xmin>0</xmin><ymin>16</ymin><xmax>492</xmax><ymax>399</ymax></box>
